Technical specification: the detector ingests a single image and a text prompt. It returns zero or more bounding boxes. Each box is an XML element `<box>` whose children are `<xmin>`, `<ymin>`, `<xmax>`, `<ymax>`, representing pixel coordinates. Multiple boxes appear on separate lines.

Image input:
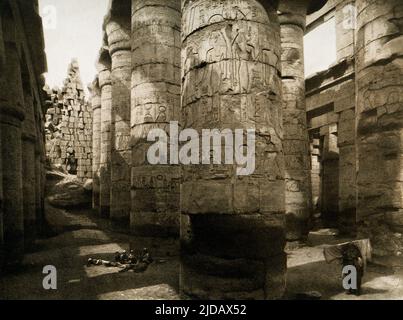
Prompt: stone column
<box><xmin>21</xmin><ymin>88</ymin><xmax>37</xmax><ymax>249</ymax></box>
<box><xmin>34</xmin><ymin>136</ymin><xmax>43</xmax><ymax>234</ymax></box>
<box><xmin>105</xmin><ymin>1</ymin><xmax>132</xmax><ymax>226</ymax></box>
<box><xmin>130</xmin><ymin>0</ymin><xmax>181</xmax><ymax>237</ymax></box>
<box><xmin>355</xmin><ymin>0</ymin><xmax>403</xmax><ymax>256</ymax></box>
<box><xmin>90</xmin><ymin>78</ymin><xmax>102</xmax><ymax>210</ymax></box>
<box><xmin>310</xmin><ymin>137</ymin><xmax>321</xmax><ymax>210</ymax></box>
<box><xmin>320</xmin><ymin>124</ymin><xmax>339</xmax><ymax>226</ymax></box>
<box><xmin>40</xmin><ymin>121</ymin><xmax>46</xmax><ymax>232</ymax></box>
<box><xmin>278</xmin><ymin>0</ymin><xmax>313</xmax><ymax>242</ymax></box>
<box><xmin>0</xmin><ymin>12</ymin><xmax>25</xmax><ymax>265</ymax></box>
<box><xmin>0</xmin><ymin>13</ymin><xmax>4</xmax><ymax>267</ymax></box>
<box><xmin>181</xmin><ymin>0</ymin><xmax>285</xmax><ymax>299</ymax></box>
<box><xmin>34</xmin><ymin>101</ymin><xmax>45</xmax><ymax>236</ymax></box>
<box><xmin>0</xmin><ymin>110</ymin><xmax>3</xmax><ymax>268</ymax></box>
<box><xmin>98</xmin><ymin>49</ymin><xmax>113</xmax><ymax>218</ymax></box>
<box><xmin>337</xmin><ymin>100</ymin><xmax>356</xmax><ymax>235</ymax></box>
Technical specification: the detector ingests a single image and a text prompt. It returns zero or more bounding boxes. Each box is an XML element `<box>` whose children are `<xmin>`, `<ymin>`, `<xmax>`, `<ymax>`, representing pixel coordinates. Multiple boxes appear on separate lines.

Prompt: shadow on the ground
<box><xmin>0</xmin><ymin>172</ymin><xmax>180</xmax><ymax>300</ymax></box>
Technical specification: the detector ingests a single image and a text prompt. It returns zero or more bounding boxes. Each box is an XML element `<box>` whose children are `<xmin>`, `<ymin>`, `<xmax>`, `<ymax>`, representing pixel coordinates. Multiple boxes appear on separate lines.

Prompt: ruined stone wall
<box><xmin>45</xmin><ymin>60</ymin><xmax>93</xmax><ymax>181</ymax></box>
<box><xmin>305</xmin><ymin>0</ymin><xmax>357</xmax><ymax>233</ymax></box>
<box><xmin>306</xmin><ymin>58</ymin><xmax>356</xmax><ymax>232</ymax></box>
<box><xmin>0</xmin><ymin>0</ymin><xmax>47</xmax><ymax>268</ymax></box>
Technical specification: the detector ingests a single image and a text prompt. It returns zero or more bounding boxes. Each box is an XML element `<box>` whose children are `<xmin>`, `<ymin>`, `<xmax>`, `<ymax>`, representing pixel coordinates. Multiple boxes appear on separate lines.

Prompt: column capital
<box><xmin>103</xmin><ymin>0</ymin><xmax>131</xmax><ymax>56</ymax></box>
<box><xmin>96</xmin><ymin>47</ymin><xmax>112</xmax><ymax>88</ymax></box>
<box><xmin>278</xmin><ymin>0</ymin><xmax>327</xmax><ymax>28</ymax></box>
<box><xmin>88</xmin><ymin>76</ymin><xmax>102</xmax><ymax>111</ymax></box>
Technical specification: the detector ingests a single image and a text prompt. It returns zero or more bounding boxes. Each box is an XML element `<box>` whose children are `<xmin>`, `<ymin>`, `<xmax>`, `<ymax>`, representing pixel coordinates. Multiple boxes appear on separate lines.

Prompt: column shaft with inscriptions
<box><xmin>98</xmin><ymin>48</ymin><xmax>113</xmax><ymax>218</ymax></box>
<box><xmin>90</xmin><ymin>77</ymin><xmax>102</xmax><ymax>209</ymax></box>
<box><xmin>181</xmin><ymin>0</ymin><xmax>286</xmax><ymax>299</ymax></box>
<box><xmin>130</xmin><ymin>0</ymin><xmax>181</xmax><ymax>237</ymax></box>
<box><xmin>106</xmin><ymin>1</ymin><xmax>132</xmax><ymax>225</ymax></box>
<box><xmin>278</xmin><ymin>0</ymin><xmax>313</xmax><ymax>241</ymax></box>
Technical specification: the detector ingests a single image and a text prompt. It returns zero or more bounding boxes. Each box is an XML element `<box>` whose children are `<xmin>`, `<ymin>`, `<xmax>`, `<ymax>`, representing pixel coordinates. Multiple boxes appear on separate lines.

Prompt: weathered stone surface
<box><xmin>1</xmin><ymin>18</ymin><xmax>25</xmax><ymax>265</ymax></box>
<box><xmin>181</xmin><ymin>0</ymin><xmax>286</xmax><ymax>299</ymax></box>
<box><xmin>89</xmin><ymin>77</ymin><xmax>101</xmax><ymax>209</ymax></box>
<box><xmin>0</xmin><ymin>2</ymin><xmax>47</xmax><ymax>270</ymax></box>
<box><xmin>35</xmin><ymin>121</ymin><xmax>45</xmax><ymax>236</ymax></box>
<box><xmin>106</xmin><ymin>0</ymin><xmax>132</xmax><ymax>225</ymax></box>
<box><xmin>321</xmin><ymin>125</ymin><xmax>339</xmax><ymax>226</ymax></box>
<box><xmin>279</xmin><ymin>0</ymin><xmax>313</xmax><ymax>241</ymax></box>
<box><xmin>45</xmin><ymin>60</ymin><xmax>93</xmax><ymax>181</ymax></box>
<box><xmin>338</xmin><ymin>107</ymin><xmax>356</xmax><ymax>234</ymax></box>
<box><xmin>130</xmin><ymin>0</ymin><xmax>181</xmax><ymax>237</ymax></box>
<box><xmin>47</xmin><ymin>175</ymin><xmax>92</xmax><ymax>209</ymax></box>
<box><xmin>98</xmin><ymin>48</ymin><xmax>113</xmax><ymax>218</ymax></box>
<box><xmin>306</xmin><ymin>55</ymin><xmax>356</xmax><ymax>233</ymax></box>
<box><xmin>355</xmin><ymin>0</ymin><xmax>403</xmax><ymax>256</ymax></box>
<box><xmin>21</xmin><ymin>69</ymin><xmax>39</xmax><ymax>247</ymax></box>
<box><xmin>0</xmin><ymin>12</ymin><xmax>4</xmax><ymax>265</ymax></box>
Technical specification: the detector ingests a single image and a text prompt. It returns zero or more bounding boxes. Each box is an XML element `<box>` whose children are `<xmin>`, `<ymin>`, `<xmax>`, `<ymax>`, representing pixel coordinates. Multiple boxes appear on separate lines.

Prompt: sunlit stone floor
<box><xmin>1</xmin><ymin>188</ymin><xmax>402</xmax><ymax>300</ymax></box>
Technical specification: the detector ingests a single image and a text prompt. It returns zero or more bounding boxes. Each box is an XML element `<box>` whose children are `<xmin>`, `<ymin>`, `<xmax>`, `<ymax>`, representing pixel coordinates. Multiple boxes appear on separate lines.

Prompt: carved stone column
<box><xmin>321</xmin><ymin>124</ymin><xmax>339</xmax><ymax>226</ymax></box>
<box><xmin>34</xmin><ymin>118</ymin><xmax>43</xmax><ymax>236</ymax></box>
<box><xmin>21</xmin><ymin>87</ymin><xmax>37</xmax><ymax>249</ymax></box>
<box><xmin>37</xmin><ymin>112</ymin><xmax>46</xmax><ymax>235</ymax></box>
<box><xmin>105</xmin><ymin>1</ymin><xmax>132</xmax><ymax>225</ymax></box>
<box><xmin>130</xmin><ymin>0</ymin><xmax>181</xmax><ymax>238</ymax></box>
<box><xmin>355</xmin><ymin>0</ymin><xmax>403</xmax><ymax>256</ymax></box>
<box><xmin>278</xmin><ymin>0</ymin><xmax>313</xmax><ymax>242</ymax></box>
<box><xmin>0</xmin><ymin>12</ymin><xmax>4</xmax><ymax>267</ymax></box>
<box><xmin>0</xmin><ymin>109</ymin><xmax>3</xmax><ymax>268</ymax></box>
<box><xmin>181</xmin><ymin>0</ymin><xmax>285</xmax><ymax>299</ymax></box>
<box><xmin>0</xmin><ymin>10</ymin><xmax>25</xmax><ymax>265</ymax></box>
<box><xmin>90</xmin><ymin>77</ymin><xmax>102</xmax><ymax>209</ymax></box>
<box><xmin>98</xmin><ymin>49</ymin><xmax>113</xmax><ymax>218</ymax></box>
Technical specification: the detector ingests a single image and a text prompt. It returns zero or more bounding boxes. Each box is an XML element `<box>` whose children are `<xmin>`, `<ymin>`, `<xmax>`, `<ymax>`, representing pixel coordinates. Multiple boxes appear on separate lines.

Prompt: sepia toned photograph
<box><xmin>0</xmin><ymin>0</ymin><xmax>403</xmax><ymax>305</ymax></box>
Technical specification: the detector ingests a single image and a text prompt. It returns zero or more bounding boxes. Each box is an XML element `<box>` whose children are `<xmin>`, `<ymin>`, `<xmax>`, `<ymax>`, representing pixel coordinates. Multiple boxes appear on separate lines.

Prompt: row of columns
<box><xmin>90</xmin><ymin>0</ymin><xmax>325</xmax><ymax>300</ymax></box>
<box><xmin>0</xmin><ymin>0</ymin><xmax>47</xmax><ymax>269</ymax></box>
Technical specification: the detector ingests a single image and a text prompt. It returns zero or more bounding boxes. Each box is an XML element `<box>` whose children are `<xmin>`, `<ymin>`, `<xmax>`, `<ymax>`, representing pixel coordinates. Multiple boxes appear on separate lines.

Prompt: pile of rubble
<box><xmin>45</xmin><ymin>59</ymin><xmax>92</xmax><ymax>181</ymax></box>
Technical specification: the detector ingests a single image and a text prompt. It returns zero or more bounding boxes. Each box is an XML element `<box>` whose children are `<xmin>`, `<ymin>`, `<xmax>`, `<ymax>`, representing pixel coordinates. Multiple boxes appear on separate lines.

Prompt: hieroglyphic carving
<box><xmin>130</xmin><ymin>0</ymin><xmax>181</xmax><ymax>237</ymax></box>
<box><xmin>181</xmin><ymin>0</ymin><xmax>286</xmax><ymax>300</ymax></box>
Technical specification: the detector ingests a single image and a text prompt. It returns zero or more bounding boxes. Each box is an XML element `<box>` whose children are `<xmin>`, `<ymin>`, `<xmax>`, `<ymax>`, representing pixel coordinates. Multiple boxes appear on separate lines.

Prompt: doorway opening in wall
<box><xmin>304</xmin><ymin>12</ymin><xmax>337</xmax><ymax>78</ymax></box>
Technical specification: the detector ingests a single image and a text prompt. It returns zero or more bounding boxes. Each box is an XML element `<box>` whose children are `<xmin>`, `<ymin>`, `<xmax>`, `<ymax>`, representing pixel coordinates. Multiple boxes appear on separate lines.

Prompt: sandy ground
<box><xmin>1</xmin><ymin>172</ymin><xmax>403</xmax><ymax>300</ymax></box>
<box><xmin>0</xmin><ymin>204</ymin><xmax>180</xmax><ymax>300</ymax></box>
<box><xmin>286</xmin><ymin>230</ymin><xmax>403</xmax><ymax>300</ymax></box>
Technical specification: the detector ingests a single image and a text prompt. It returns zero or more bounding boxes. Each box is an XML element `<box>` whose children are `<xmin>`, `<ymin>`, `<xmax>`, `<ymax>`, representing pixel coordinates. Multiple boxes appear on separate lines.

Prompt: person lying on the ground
<box><xmin>87</xmin><ymin>249</ymin><xmax>153</xmax><ymax>273</ymax></box>
<box><xmin>87</xmin><ymin>258</ymin><xmax>122</xmax><ymax>268</ymax></box>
